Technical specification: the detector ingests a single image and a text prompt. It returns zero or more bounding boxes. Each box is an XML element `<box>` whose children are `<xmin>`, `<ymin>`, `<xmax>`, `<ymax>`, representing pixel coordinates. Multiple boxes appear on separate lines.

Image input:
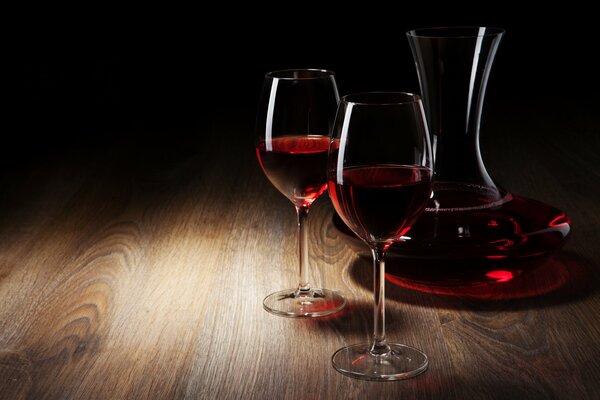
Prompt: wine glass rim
<box><xmin>406</xmin><ymin>26</ymin><xmax>505</xmax><ymax>38</ymax></box>
<box><xmin>342</xmin><ymin>92</ymin><xmax>422</xmax><ymax>106</ymax></box>
<box><xmin>265</xmin><ymin>68</ymin><xmax>336</xmax><ymax>80</ymax></box>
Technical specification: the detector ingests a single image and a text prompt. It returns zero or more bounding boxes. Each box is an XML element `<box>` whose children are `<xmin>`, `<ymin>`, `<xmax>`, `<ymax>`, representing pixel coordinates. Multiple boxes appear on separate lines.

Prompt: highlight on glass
<box><xmin>255</xmin><ymin>69</ymin><xmax>346</xmax><ymax>317</ymax></box>
<box><xmin>327</xmin><ymin>92</ymin><xmax>433</xmax><ymax>380</ymax></box>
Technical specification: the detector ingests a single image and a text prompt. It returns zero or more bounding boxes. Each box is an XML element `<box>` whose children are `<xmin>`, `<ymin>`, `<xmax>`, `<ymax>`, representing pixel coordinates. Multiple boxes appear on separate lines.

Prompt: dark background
<box><xmin>12</xmin><ymin>10</ymin><xmax>599</xmax><ymax>167</ymax></box>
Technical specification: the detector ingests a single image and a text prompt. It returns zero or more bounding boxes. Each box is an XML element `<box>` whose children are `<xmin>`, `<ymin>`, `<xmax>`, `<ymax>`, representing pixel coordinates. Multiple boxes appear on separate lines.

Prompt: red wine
<box><xmin>333</xmin><ymin>188</ymin><xmax>571</xmax><ymax>295</ymax></box>
<box><xmin>256</xmin><ymin>135</ymin><xmax>330</xmax><ymax>207</ymax></box>
<box><xmin>392</xmin><ymin>186</ymin><xmax>570</xmax><ymax>259</ymax></box>
<box><xmin>328</xmin><ymin>165</ymin><xmax>432</xmax><ymax>245</ymax></box>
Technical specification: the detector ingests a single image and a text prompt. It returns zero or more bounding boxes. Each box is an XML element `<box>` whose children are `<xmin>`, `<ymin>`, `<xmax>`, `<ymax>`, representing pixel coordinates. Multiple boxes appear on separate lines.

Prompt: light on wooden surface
<box><xmin>0</xmin><ymin>110</ymin><xmax>598</xmax><ymax>398</ymax></box>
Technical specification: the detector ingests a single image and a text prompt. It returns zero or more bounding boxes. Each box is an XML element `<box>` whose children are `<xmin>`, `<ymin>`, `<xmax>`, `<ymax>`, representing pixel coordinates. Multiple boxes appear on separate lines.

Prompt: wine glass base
<box><xmin>332</xmin><ymin>343</ymin><xmax>428</xmax><ymax>381</ymax></box>
<box><xmin>263</xmin><ymin>288</ymin><xmax>346</xmax><ymax>318</ymax></box>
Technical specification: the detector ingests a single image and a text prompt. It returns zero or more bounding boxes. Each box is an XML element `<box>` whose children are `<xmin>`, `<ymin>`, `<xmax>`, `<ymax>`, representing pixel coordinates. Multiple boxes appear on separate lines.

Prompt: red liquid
<box><xmin>394</xmin><ymin>188</ymin><xmax>570</xmax><ymax>259</ymax></box>
<box><xmin>333</xmin><ymin>187</ymin><xmax>571</xmax><ymax>294</ymax></box>
<box><xmin>256</xmin><ymin>135</ymin><xmax>330</xmax><ymax>207</ymax></box>
<box><xmin>328</xmin><ymin>165</ymin><xmax>432</xmax><ymax>245</ymax></box>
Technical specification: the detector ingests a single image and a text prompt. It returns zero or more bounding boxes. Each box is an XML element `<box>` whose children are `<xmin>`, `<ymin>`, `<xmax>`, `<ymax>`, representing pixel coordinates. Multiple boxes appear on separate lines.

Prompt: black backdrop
<box><xmin>13</xmin><ymin>10</ymin><xmax>599</xmax><ymax>164</ymax></box>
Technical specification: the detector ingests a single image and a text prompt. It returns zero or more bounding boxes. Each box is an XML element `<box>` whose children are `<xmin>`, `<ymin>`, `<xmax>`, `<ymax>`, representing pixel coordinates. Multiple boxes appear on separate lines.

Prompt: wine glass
<box><xmin>255</xmin><ymin>69</ymin><xmax>346</xmax><ymax>317</ymax></box>
<box><xmin>327</xmin><ymin>92</ymin><xmax>433</xmax><ymax>380</ymax></box>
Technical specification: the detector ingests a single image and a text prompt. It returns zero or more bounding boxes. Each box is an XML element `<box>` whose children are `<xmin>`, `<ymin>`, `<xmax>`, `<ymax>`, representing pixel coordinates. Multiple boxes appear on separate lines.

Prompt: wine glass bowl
<box><xmin>255</xmin><ymin>69</ymin><xmax>346</xmax><ymax>317</ymax></box>
<box><xmin>328</xmin><ymin>92</ymin><xmax>433</xmax><ymax>380</ymax></box>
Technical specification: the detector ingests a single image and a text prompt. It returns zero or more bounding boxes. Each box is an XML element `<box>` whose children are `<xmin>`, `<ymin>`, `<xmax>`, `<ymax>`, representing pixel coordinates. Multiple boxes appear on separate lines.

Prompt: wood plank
<box><xmin>0</xmin><ymin>105</ymin><xmax>598</xmax><ymax>399</ymax></box>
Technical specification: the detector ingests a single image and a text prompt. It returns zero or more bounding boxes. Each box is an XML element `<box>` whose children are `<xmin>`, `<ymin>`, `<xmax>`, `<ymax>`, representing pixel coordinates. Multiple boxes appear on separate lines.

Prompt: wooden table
<box><xmin>1</xmin><ymin>99</ymin><xmax>598</xmax><ymax>399</ymax></box>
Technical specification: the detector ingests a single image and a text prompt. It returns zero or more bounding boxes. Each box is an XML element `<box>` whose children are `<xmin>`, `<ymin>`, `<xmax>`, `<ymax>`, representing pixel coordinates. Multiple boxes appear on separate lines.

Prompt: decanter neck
<box><xmin>408</xmin><ymin>27</ymin><xmax>504</xmax><ymax>189</ymax></box>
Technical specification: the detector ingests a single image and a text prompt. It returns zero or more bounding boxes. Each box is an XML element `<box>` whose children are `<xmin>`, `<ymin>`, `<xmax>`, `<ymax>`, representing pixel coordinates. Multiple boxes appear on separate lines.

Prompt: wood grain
<box><xmin>0</xmin><ymin>102</ymin><xmax>598</xmax><ymax>399</ymax></box>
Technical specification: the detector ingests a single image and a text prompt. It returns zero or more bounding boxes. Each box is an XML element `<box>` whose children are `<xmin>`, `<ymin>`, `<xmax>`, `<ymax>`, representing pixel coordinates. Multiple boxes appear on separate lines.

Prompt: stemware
<box><xmin>328</xmin><ymin>92</ymin><xmax>433</xmax><ymax>380</ymax></box>
<box><xmin>255</xmin><ymin>69</ymin><xmax>346</xmax><ymax>317</ymax></box>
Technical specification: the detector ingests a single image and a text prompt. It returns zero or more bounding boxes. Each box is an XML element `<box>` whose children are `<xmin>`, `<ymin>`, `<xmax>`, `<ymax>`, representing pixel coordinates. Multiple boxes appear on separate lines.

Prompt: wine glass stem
<box><xmin>371</xmin><ymin>247</ymin><xmax>390</xmax><ymax>355</ymax></box>
<box><xmin>296</xmin><ymin>205</ymin><xmax>311</xmax><ymax>293</ymax></box>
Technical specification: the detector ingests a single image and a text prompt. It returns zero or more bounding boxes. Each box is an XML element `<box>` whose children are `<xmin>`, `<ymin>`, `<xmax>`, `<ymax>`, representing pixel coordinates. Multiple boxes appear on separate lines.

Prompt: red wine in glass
<box><xmin>256</xmin><ymin>135</ymin><xmax>329</xmax><ymax>208</ymax></box>
<box><xmin>328</xmin><ymin>92</ymin><xmax>433</xmax><ymax>381</ymax></box>
<box><xmin>328</xmin><ymin>165</ymin><xmax>431</xmax><ymax>244</ymax></box>
<box><xmin>255</xmin><ymin>69</ymin><xmax>346</xmax><ymax>318</ymax></box>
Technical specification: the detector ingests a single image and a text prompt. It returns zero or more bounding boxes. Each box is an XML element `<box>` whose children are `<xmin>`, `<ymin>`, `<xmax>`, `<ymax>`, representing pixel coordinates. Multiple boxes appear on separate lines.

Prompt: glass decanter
<box><xmin>334</xmin><ymin>27</ymin><xmax>571</xmax><ymax>290</ymax></box>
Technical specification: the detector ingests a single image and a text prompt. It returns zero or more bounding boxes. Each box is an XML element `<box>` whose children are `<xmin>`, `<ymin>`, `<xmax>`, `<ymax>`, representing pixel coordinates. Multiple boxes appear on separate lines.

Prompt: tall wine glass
<box><xmin>255</xmin><ymin>69</ymin><xmax>346</xmax><ymax>317</ymax></box>
<box><xmin>328</xmin><ymin>92</ymin><xmax>433</xmax><ymax>380</ymax></box>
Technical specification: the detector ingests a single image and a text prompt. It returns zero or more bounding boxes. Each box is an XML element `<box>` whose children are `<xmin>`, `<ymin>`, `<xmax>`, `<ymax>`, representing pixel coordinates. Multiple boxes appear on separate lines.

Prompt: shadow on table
<box><xmin>347</xmin><ymin>250</ymin><xmax>597</xmax><ymax>310</ymax></box>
